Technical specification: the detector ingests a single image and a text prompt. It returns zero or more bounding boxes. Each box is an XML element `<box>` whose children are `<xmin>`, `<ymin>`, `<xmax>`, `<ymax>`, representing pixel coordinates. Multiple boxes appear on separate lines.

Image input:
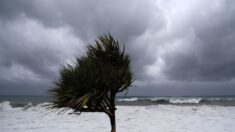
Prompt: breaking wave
<box><xmin>1</xmin><ymin>97</ymin><xmax>235</xmax><ymax>109</ymax></box>
<box><xmin>117</xmin><ymin>98</ymin><xmax>138</xmax><ymax>102</ymax></box>
<box><xmin>0</xmin><ymin>101</ymin><xmax>51</xmax><ymax>112</ymax></box>
<box><xmin>0</xmin><ymin>101</ymin><xmax>13</xmax><ymax>111</ymax></box>
<box><xmin>118</xmin><ymin>97</ymin><xmax>202</xmax><ymax>104</ymax></box>
<box><xmin>117</xmin><ymin>97</ymin><xmax>235</xmax><ymax>105</ymax></box>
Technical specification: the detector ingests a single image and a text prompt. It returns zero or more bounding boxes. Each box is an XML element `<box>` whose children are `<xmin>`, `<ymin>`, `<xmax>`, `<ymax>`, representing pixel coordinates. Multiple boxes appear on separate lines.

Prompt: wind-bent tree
<box><xmin>49</xmin><ymin>34</ymin><xmax>133</xmax><ymax>132</ymax></box>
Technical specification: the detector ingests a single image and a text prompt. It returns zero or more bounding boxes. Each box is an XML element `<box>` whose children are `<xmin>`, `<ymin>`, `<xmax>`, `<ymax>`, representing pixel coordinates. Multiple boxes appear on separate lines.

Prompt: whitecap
<box><xmin>169</xmin><ymin>98</ymin><xmax>202</xmax><ymax>104</ymax></box>
<box><xmin>0</xmin><ymin>101</ymin><xmax>13</xmax><ymax>111</ymax></box>
<box><xmin>117</xmin><ymin>97</ymin><xmax>138</xmax><ymax>102</ymax></box>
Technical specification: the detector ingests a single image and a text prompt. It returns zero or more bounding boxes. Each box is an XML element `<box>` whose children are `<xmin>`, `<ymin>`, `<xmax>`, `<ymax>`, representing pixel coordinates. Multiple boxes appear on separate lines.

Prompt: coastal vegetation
<box><xmin>49</xmin><ymin>34</ymin><xmax>134</xmax><ymax>132</ymax></box>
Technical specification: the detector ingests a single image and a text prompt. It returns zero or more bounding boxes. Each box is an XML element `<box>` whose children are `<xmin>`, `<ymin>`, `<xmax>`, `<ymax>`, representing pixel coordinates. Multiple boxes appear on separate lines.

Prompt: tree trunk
<box><xmin>109</xmin><ymin>93</ymin><xmax>116</xmax><ymax>132</ymax></box>
<box><xmin>109</xmin><ymin>109</ymin><xmax>116</xmax><ymax>132</ymax></box>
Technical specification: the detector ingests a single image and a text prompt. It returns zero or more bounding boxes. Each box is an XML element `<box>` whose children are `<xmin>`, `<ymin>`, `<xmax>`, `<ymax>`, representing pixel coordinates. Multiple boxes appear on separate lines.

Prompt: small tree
<box><xmin>49</xmin><ymin>34</ymin><xmax>133</xmax><ymax>132</ymax></box>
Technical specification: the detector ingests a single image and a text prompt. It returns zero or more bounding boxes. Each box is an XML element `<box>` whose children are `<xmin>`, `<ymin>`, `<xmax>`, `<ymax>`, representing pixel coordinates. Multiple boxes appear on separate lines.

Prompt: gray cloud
<box><xmin>128</xmin><ymin>80</ymin><xmax>235</xmax><ymax>96</ymax></box>
<box><xmin>0</xmin><ymin>0</ymin><xmax>162</xmax><ymax>41</ymax></box>
<box><xmin>0</xmin><ymin>16</ymin><xmax>84</xmax><ymax>94</ymax></box>
<box><xmin>161</xmin><ymin>0</ymin><xmax>235</xmax><ymax>81</ymax></box>
<box><xmin>0</xmin><ymin>0</ymin><xmax>235</xmax><ymax>95</ymax></box>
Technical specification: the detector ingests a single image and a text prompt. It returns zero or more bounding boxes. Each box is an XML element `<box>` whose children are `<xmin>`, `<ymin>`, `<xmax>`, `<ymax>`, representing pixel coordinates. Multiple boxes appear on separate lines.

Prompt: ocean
<box><xmin>1</xmin><ymin>95</ymin><xmax>235</xmax><ymax>106</ymax></box>
<box><xmin>1</xmin><ymin>95</ymin><xmax>235</xmax><ymax>132</ymax></box>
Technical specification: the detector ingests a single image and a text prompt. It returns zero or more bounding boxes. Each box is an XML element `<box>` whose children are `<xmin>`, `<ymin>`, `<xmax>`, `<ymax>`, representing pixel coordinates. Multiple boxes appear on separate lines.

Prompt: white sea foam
<box><xmin>117</xmin><ymin>97</ymin><xmax>203</xmax><ymax>104</ymax></box>
<box><xmin>149</xmin><ymin>97</ymin><xmax>168</xmax><ymax>101</ymax></box>
<box><xmin>0</xmin><ymin>101</ymin><xmax>14</xmax><ymax>111</ymax></box>
<box><xmin>1</xmin><ymin>102</ymin><xmax>235</xmax><ymax>132</ymax></box>
<box><xmin>169</xmin><ymin>98</ymin><xmax>202</xmax><ymax>104</ymax></box>
<box><xmin>117</xmin><ymin>97</ymin><xmax>138</xmax><ymax>102</ymax></box>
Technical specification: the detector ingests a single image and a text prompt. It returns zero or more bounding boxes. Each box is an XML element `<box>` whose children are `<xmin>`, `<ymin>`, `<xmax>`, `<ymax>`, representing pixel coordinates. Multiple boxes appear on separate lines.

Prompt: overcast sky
<box><xmin>0</xmin><ymin>0</ymin><xmax>235</xmax><ymax>96</ymax></box>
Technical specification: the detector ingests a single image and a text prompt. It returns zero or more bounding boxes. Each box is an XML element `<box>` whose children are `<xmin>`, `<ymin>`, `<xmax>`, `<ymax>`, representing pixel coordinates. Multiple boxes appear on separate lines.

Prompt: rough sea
<box><xmin>1</xmin><ymin>96</ymin><xmax>235</xmax><ymax>132</ymax></box>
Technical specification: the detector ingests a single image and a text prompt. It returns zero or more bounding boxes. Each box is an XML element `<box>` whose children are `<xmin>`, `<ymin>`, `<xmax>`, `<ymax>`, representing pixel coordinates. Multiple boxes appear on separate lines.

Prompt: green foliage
<box><xmin>49</xmin><ymin>34</ymin><xmax>133</xmax><ymax>114</ymax></box>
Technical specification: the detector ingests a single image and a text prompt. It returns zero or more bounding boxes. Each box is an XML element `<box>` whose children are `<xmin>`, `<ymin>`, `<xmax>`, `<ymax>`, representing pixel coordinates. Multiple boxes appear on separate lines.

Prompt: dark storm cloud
<box><xmin>128</xmin><ymin>80</ymin><xmax>235</xmax><ymax>96</ymax></box>
<box><xmin>0</xmin><ymin>0</ymin><xmax>165</xmax><ymax>82</ymax></box>
<box><xmin>0</xmin><ymin>0</ymin><xmax>165</xmax><ymax>95</ymax></box>
<box><xmin>0</xmin><ymin>16</ymin><xmax>84</xmax><ymax>94</ymax></box>
<box><xmin>0</xmin><ymin>0</ymin><xmax>162</xmax><ymax>41</ymax></box>
<box><xmin>0</xmin><ymin>0</ymin><xmax>235</xmax><ymax>95</ymax></box>
<box><xmin>162</xmin><ymin>0</ymin><xmax>235</xmax><ymax>81</ymax></box>
<box><xmin>0</xmin><ymin>77</ymin><xmax>49</xmax><ymax>95</ymax></box>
